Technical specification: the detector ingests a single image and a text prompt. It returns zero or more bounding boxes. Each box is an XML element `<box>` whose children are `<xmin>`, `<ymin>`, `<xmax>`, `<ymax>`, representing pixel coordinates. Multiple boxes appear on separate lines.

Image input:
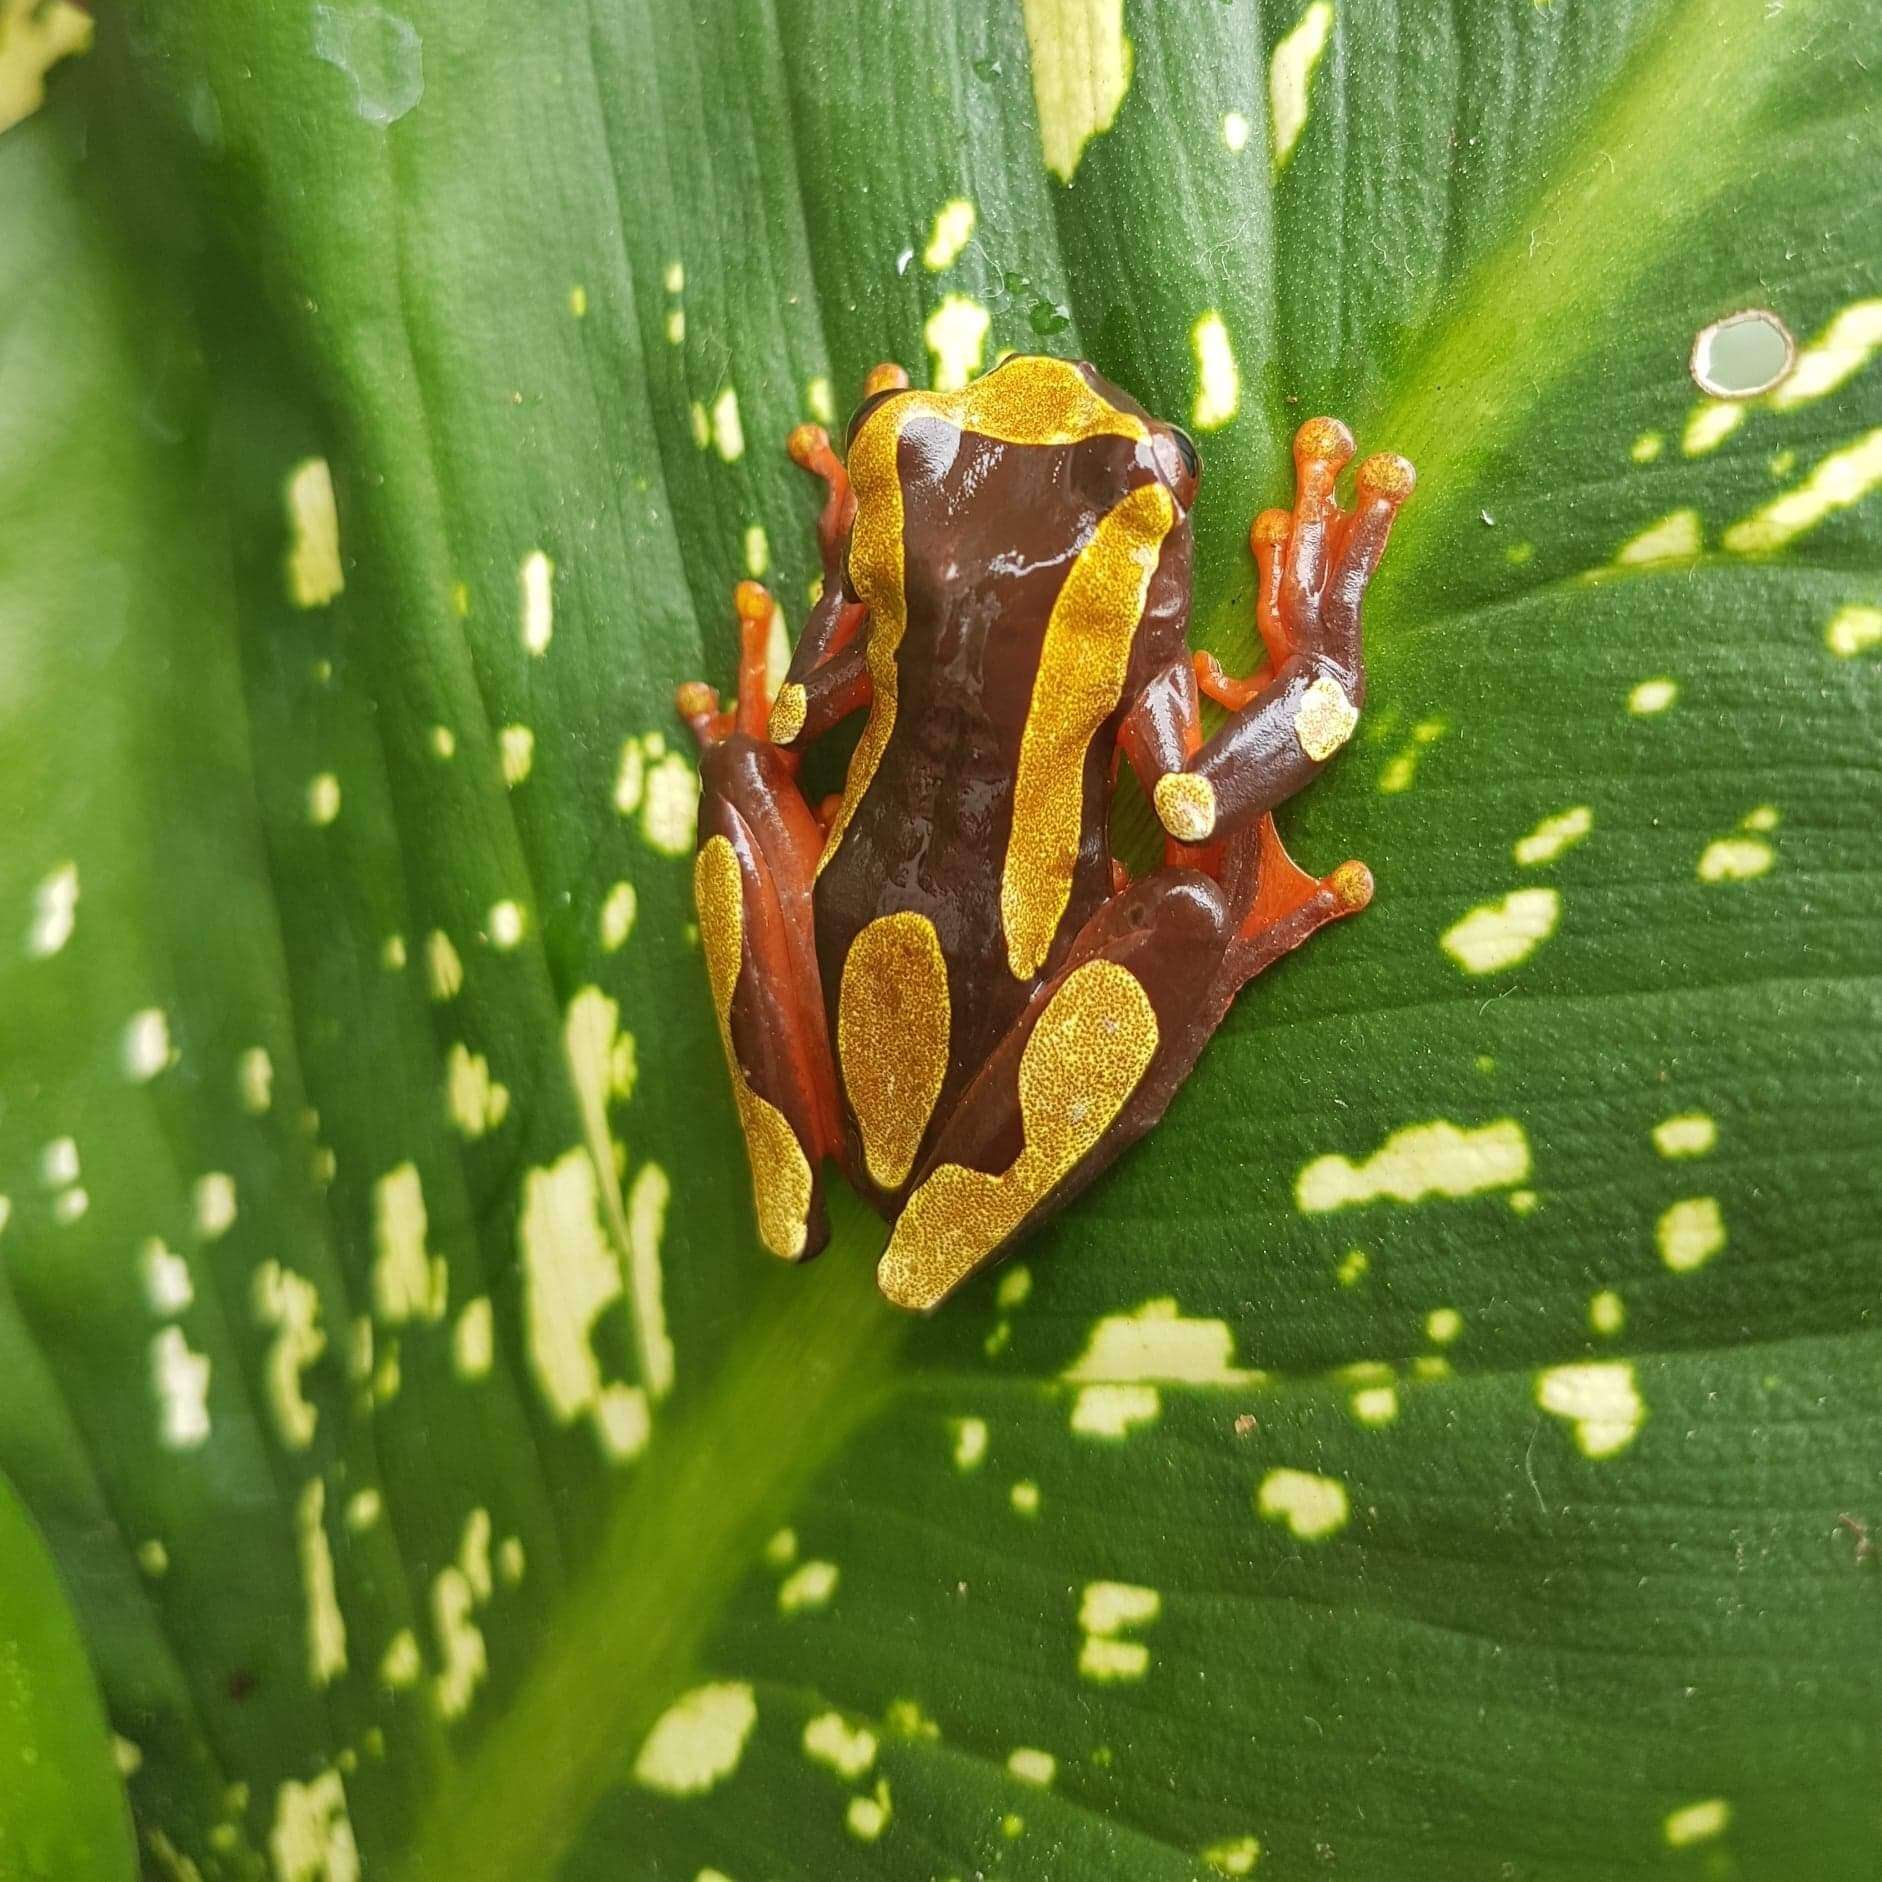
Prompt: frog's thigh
<box><xmin>878</xmin><ymin>872</ymin><xmax>1235</xmax><ymax>1311</ymax></box>
<box><xmin>695</xmin><ymin>805</ymin><xmax>831</xmax><ymax>1262</ymax></box>
<box><xmin>837</xmin><ymin>913</ymin><xmax>952</xmax><ymax>1191</ymax></box>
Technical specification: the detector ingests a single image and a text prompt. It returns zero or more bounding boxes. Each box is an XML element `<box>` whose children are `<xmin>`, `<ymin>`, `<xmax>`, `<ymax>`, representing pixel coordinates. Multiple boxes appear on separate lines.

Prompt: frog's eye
<box><xmin>1170</xmin><ymin>427</ymin><xmax>1200</xmax><ymax>480</ymax></box>
<box><xmin>846</xmin><ymin>387</ymin><xmax>903</xmax><ymax>451</ymax></box>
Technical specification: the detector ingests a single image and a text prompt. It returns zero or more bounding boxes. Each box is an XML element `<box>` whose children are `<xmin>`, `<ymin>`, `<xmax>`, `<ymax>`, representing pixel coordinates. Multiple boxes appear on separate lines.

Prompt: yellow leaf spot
<box><xmin>627</xmin><ymin>1161</ymin><xmax>675</xmax><ymax>1399</ymax></box>
<box><xmin>426</xmin><ymin>929</ymin><xmax>464</xmax><ymax>1000</ymax></box>
<box><xmin>923</xmin><ymin>197</ymin><xmax>977</xmax><ymax>270</ymax></box>
<box><xmin>1080</xmin><ymin>1637</ymin><xmax>1148</xmax><ymax>1681</ymax></box>
<box><xmin>1628</xmin><ymin>676</ymin><xmax>1679</xmax><ymax>715</ymax></box>
<box><xmin>307</xmin><ymin>773</ymin><xmax>342</xmax><ymax>826</ymax></box>
<box><xmin>499</xmin><ymin>724</ymin><xmax>535</xmax><ymax>786</ymax></box>
<box><xmin>1080</xmin><ymin>1579</ymin><xmax>1159</xmax><ymax>1635</ymax></box>
<box><xmin>1070</xmin><ymin>1382</ymin><xmax>1160</xmax><ymax>1436</ymax></box>
<box><xmin>952</xmin><ymin>1416</ymin><xmax>988</xmax><ymax>1471</ymax></box>
<box><xmin>1010</xmin><ymin>1478</ymin><xmax>1040</xmax><ymax>1515</ymax></box>
<box><xmin>1190</xmin><ymin>311</ymin><xmax>1240</xmax><ymax>430</ymax></box>
<box><xmin>1657</xmin><ymin>1196</ymin><xmax>1725</xmax><ymax>1273</ymax></box>
<box><xmin>778</xmin><ymin>1559</ymin><xmax>839</xmax><ymax>1614</ymax></box>
<box><xmin>151</xmin><ymin>1327</ymin><xmax>211</xmax><ymax>1450</ymax></box>
<box><xmin>267</xmin><ymin>1772</ymin><xmax>359</xmax><ymax>1882</ymax></box>
<box><xmin>379</xmin><ymin>1629</ymin><xmax>420</xmax><ymax>1691</ymax></box>
<box><xmin>711</xmin><ymin>387</ymin><xmax>745</xmax><ymax>462</ymax></box>
<box><xmin>1629</xmin><ymin>431</ymin><xmax>1663</xmax><ymax>463</ymax></box>
<box><xmin>1440</xmin><ymin>887</ymin><xmax>1559</xmax><ymax>975</ymax></box>
<box><xmin>141</xmin><ymin>1238</ymin><xmax>192</xmax><ymax>1314</ymax></box>
<box><xmin>1425</xmin><ymin>1307</ymin><xmax>1462</xmax><ymax>1345</ymax></box>
<box><xmin>924</xmin><ymin>294</ymin><xmax>991</xmax><ymax>392</ymax></box>
<box><xmin>1065</xmin><ymin>1296</ymin><xmax>1256</xmax><ymax>1383</ymax></box>
<box><xmin>487</xmin><ymin>899</ymin><xmax>526</xmax><ymax>949</ymax></box>
<box><xmin>194</xmin><ymin>1171</ymin><xmax>238</xmax><ymax>1239</ymax></box>
<box><xmin>26</xmin><ymin>861</ymin><xmax>78</xmax><ymax>958</ymax></box>
<box><xmin>1298</xmin><ymin>1117</ymin><xmax>1529</xmax><ymax>1212</ymax></box>
<box><xmin>803</xmin><ymin>1711</ymin><xmax>877</xmax><ymax>1780</ymax></box>
<box><xmin>641</xmin><ymin>751</ymin><xmax>701</xmax><ymax>855</ymax></box>
<box><xmin>372</xmin><ymin>1163</ymin><xmax>447</xmax><ymax>1324</ymax></box>
<box><xmin>1697</xmin><ymin>836</ymin><xmax>1772</xmax><ymax>882</ymax></box>
<box><xmin>284</xmin><ymin>458</ymin><xmax>345</xmax><ymax>608</ymax></box>
<box><xmin>1826</xmin><ymin>604</ymin><xmax>1882</xmax><ymax>658</ymax></box>
<box><xmin>1021</xmin><ymin>0</ymin><xmax>1132</xmax><ymax>182</ymax></box>
<box><xmin>1204</xmin><ymin>1834</ymin><xmax>1263</xmax><ymax>1876</ymax></box>
<box><xmin>1653</xmin><ymin>1112</ymin><xmax>1716</xmax><ymax>1158</ymax></box>
<box><xmin>600</xmin><ymin>880</ymin><xmax>637</xmax><ymax>951</ymax></box>
<box><xmin>1681</xmin><ymin>401</ymin><xmax>1743</xmax><ymax>456</ymax></box>
<box><xmin>295</xmin><ymin>1480</ymin><xmax>348</xmax><ymax>1688</ymax></box>
<box><xmin>1769</xmin><ymin>299</ymin><xmax>1882</xmax><ymax>410</ymax></box>
<box><xmin>1269</xmin><ymin>0</ymin><xmax>1333</xmax><ymax>170</ymax></box>
<box><xmin>1008</xmin><ymin>1747</ymin><xmax>1056</xmax><ymax>1785</ymax></box>
<box><xmin>238</xmin><ymin>1046</ymin><xmax>274</xmax><ymax>1114</ymax></box>
<box><xmin>636</xmin><ymin>1685</ymin><xmax>759</xmax><ymax>1796</ymax></box>
<box><xmin>1723</xmin><ymin>427</ymin><xmax>1882</xmax><ymax>554</ymax></box>
<box><xmin>517</xmin><ymin>1150</ymin><xmax>630</xmax><ymax>1453</ymax></box>
<box><xmin>1663</xmin><ymin>1798</ymin><xmax>1730</xmax><ymax>1847</ymax></box>
<box><xmin>520</xmin><ymin>550</ymin><xmax>554</xmax><ymax>655</ymax></box>
<box><xmin>1256</xmin><ymin>1467</ymin><xmax>1349</xmax><ymax>1541</ymax></box>
<box><xmin>1222</xmin><ymin>110</ymin><xmax>1250</xmax><ymax>152</ymax></box>
<box><xmin>122</xmin><ymin>1008</ymin><xmax>173</xmax><ymax>1083</ymax></box>
<box><xmin>1513</xmin><ymin>805</ymin><xmax>1591</xmax><ymax>867</ymax></box>
<box><xmin>847</xmin><ymin>1778</ymin><xmax>892</xmax><ymax>1841</ymax></box>
<box><xmin>1615</xmin><ymin>507</ymin><xmax>1701</xmax><ymax>565</ymax></box>
<box><xmin>806</xmin><ymin>376</ymin><xmax>835</xmax><ymax>424</ymax></box>
<box><xmin>1589</xmin><ymin>1289</ymin><xmax>1625</xmax><ymax>1337</ymax></box>
<box><xmin>1536</xmin><ymin>1361</ymin><xmax>1644</xmax><ymax>1458</ymax></box>
<box><xmin>453</xmin><ymin>1298</ymin><xmax>493</xmax><ymax>1380</ymax></box>
<box><xmin>253</xmin><ymin>1260</ymin><xmax>325</xmax><ymax>1451</ymax></box>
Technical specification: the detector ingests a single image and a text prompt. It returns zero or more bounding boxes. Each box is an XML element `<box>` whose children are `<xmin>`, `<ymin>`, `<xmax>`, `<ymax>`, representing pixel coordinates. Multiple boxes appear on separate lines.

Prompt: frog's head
<box><xmin>845</xmin><ymin>353</ymin><xmax>1201</xmax><ymax>518</ymax></box>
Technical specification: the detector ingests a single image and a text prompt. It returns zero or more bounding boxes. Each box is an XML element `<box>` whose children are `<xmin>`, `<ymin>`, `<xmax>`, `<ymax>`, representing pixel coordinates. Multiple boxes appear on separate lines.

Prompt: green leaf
<box><xmin>4</xmin><ymin>0</ymin><xmax>1879</xmax><ymax>1877</ymax></box>
<box><xmin>0</xmin><ymin>1469</ymin><xmax>135</xmax><ymax>1882</ymax></box>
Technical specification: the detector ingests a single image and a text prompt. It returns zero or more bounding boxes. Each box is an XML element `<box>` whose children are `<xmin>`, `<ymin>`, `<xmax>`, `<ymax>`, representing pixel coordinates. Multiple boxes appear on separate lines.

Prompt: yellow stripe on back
<box><xmin>1002</xmin><ymin>478</ymin><xmax>1173</xmax><ymax>978</ymax></box>
<box><xmin>820</xmin><ymin>357</ymin><xmax>1149</xmax><ymax>878</ymax></box>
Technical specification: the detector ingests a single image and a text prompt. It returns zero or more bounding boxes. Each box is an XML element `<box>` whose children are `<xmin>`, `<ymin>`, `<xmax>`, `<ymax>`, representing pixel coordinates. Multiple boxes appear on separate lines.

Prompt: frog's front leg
<box><xmin>678</xmin><ymin>580</ymin><xmax>859</xmax><ymax>1262</ymax></box>
<box><xmin>1147</xmin><ymin>417</ymin><xmax>1414</xmax><ymax>848</ymax></box>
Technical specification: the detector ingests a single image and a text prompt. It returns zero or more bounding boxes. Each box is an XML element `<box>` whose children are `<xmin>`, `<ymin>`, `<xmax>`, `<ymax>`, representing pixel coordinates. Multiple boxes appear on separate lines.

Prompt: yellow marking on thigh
<box><xmin>1002</xmin><ymin>481</ymin><xmax>1175</xmax><ymax>979</ymax></box>
<box><xmin>819</xmin><ymin>357</ymin><xmax>1150</xmax><ymax>878</ymax></box>
<box><xmin>693</xmin><ymin>836</ymin><xmax>814</xmax><ymax>1259</ymax></box>
<box><xmin>878</xmin><ymin>960</ymin><xmax>1159</xmax><ymax>1310</ymax></box>
<box><xmin>838</xmin><ymin>913</ymin><xmax>952</xmax><ymax>1189</ymax></box>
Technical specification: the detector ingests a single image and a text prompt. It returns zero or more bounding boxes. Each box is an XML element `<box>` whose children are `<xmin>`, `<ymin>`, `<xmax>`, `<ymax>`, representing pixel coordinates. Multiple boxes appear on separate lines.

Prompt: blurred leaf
<box><xmin>1</xmin><ymin>0</ymin><xmax>1878</xmax><ymax>1877</ymax></box>
<box><xmin>0</xmin><ymin>1471</ymin><xmax>134</xmax><ymax>1882</ymax></box>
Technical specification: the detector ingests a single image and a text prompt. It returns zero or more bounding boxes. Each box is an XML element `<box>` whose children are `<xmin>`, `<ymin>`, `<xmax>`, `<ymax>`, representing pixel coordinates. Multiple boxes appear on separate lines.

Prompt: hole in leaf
<box><xmin>1689</xmin><ymin>308</ymin><xmax>1794</xmax><ymax>399</ymax></box>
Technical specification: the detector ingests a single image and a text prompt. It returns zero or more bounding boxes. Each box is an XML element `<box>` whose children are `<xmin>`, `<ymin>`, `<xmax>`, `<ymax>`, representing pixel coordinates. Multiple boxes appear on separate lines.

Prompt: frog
<box><xmin>677</xmin><ymin>353</ymin><xmax>1413</xmax><ymax>1312</ymax></box>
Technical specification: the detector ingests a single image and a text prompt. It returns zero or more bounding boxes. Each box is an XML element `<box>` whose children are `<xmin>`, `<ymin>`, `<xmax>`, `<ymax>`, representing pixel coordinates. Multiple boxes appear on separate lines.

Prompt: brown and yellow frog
<box><xmin>678</xmin><ymin>353</ymin><xmax>1412</xmax><ymax>1311</ymax></box>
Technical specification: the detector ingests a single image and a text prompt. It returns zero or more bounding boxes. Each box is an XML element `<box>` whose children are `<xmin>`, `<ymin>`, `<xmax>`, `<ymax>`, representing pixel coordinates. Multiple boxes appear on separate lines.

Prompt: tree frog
<box><xmin>678</xmin><ymin>354</ymin><xmax>1412</xmax><ymax>1311</ymax></box>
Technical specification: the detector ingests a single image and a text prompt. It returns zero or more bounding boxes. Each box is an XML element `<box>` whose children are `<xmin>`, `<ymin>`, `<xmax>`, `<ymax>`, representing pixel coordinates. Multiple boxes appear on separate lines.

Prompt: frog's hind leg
<box><xmin>876</xmin><ymin>869</ymin><xmax>1244</xmax><ymax>1312</ymax></box>
<box><xmin>680</xmin><ymin>590</ymin><xmax>844</xmax><ymax>1264</ymax></box>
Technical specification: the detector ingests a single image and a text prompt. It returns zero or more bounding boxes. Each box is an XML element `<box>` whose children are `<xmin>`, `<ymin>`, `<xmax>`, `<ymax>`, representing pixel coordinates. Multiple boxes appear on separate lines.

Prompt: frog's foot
<box><xmin>693</xmin><ymin>731</ymin><xmax>842</xmax><ymax>1264</ymax></box>
<box><xmin>788</xmin><ymin>360</ymin><xmax>910</xmax><ymax>575</ymax></box>
<box><xmin>677</xmin><ymin>580</ymin><xmax>782</xmax><ymax>749</ymax></box>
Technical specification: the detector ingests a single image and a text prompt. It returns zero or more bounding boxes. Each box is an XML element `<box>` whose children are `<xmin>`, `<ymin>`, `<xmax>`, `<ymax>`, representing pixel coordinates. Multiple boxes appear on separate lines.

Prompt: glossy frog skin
<box><xmin>678</xmin><ymin>355</ymin><xmax>1413</xmax><ymax>1311</ymax></box>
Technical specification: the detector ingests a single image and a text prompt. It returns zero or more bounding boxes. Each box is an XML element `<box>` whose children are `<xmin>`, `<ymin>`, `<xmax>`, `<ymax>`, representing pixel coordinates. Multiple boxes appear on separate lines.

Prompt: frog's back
<box><xmin>811</xmin><ymin>358</ymin><xmax>1190</xmax><ymax>1194</ymax></box>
